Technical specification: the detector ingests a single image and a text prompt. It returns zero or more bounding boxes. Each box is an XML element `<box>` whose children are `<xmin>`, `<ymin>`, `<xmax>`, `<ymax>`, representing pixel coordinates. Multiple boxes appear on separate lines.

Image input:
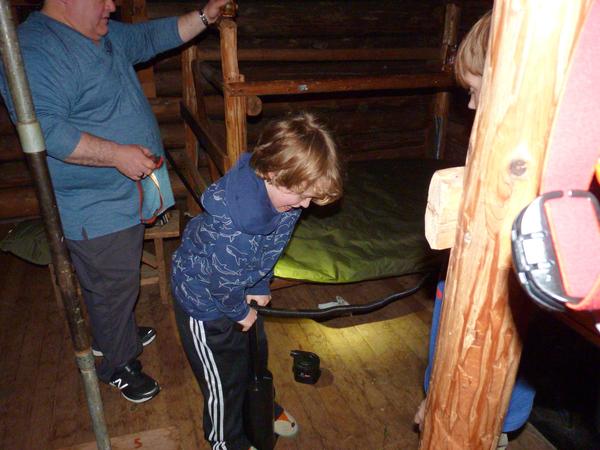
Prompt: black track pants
<box><xmin>174</xmin><ymin>300</ymin><xmax>270</xmax><ymax>450</ymax></box>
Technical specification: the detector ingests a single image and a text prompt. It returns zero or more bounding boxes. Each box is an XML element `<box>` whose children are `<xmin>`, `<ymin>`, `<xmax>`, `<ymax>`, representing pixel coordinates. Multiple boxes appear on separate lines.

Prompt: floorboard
<box><xmin>0</xmin><ymin>225</ymin><xmax>554</xmax><ymax>450</ymax></box>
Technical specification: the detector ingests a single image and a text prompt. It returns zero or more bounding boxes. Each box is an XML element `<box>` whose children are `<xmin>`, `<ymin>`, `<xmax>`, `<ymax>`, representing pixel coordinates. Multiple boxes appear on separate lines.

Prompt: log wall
<box><xmin>0</xmin><ymin>0</ymin><xmax>492</xmax><ymax>220</ymax></box>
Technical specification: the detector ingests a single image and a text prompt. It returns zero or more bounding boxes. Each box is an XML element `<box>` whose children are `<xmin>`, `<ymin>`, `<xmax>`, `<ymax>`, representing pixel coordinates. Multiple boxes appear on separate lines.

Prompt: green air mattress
<box><xmin>274</xmin><ymin>158</ymin><xmax>449</xmax><ymax>283</ymax></box>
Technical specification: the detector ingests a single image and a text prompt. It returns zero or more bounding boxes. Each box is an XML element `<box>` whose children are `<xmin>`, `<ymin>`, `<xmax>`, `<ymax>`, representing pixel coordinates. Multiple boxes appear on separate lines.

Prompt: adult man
<box><xmin>0</xmin><ymin>0</ymin><xmax>228</xmax><ymax>403</ymax></box>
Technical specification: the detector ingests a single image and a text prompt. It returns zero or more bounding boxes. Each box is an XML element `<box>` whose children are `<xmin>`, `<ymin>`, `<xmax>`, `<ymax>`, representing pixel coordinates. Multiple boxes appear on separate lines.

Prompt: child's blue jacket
<box><xmin>171</xmin><ymin>153</ymin><xmax>301</xmax><ymax>322</ymax></box>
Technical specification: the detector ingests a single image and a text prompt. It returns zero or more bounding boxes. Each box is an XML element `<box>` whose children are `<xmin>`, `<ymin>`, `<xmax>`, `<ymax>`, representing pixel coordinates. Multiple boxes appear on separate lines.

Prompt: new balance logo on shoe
<box><xmin>109</xmin><ymin>378</ymin><xmax>129</xmax><ymax>390</ymax></box>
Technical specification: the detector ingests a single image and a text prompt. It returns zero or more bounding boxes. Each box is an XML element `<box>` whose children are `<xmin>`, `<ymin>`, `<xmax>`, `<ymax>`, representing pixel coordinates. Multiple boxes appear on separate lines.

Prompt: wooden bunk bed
<box><xmin>179</xmin><ymin>2</ymin><xmax>461</xmax><ymax>291</ymax></box>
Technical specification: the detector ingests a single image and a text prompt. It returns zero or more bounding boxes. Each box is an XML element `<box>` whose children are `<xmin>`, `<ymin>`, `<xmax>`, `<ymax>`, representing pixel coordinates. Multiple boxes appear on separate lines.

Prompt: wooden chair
<box><xmin>140</xmin><ymin>209</ymin><xmax>181</xmax><ymax>304</ymax></box>
<box><xmin>49</xmin><ymin>210</ymin><xmax>181</xmax><ymax>309</ymax></box>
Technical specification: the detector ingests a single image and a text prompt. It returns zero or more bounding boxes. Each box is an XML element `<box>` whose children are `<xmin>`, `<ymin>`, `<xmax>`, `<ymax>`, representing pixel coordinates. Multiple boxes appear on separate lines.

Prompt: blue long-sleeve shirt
<box><xmin>0</xmin><ymin>12</ymin><xmax>178</xmax><ymax>239</ymax></box>
<box><xmin>171</xmin><ymin>153</ymin><xmax>301</xmax><ymax>322</ymax></box>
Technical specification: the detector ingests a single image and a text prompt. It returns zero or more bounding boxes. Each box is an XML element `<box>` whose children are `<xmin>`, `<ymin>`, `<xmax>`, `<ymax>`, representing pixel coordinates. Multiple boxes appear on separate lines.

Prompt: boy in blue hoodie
<box><xmin>171</xmin><ymin>112</ymin><xmax>343</xmax><ymax>450</ymax></box>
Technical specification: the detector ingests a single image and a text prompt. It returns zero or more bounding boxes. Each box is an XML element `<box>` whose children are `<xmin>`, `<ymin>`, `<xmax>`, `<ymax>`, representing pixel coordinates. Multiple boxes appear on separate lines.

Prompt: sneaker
<box><xmin>92</xmin><ymin>326</ymin><xmax>157</xmax><ymax>357</ymax></box>
<box><xmin>108</xmin><ymin>360</ymin><xmax>160</xmax><ymax>403</ymax></box>
<box><xmin>274</xmin><ymin>409</ymin><xmax>299</xmax><ymax>438</ymax></box>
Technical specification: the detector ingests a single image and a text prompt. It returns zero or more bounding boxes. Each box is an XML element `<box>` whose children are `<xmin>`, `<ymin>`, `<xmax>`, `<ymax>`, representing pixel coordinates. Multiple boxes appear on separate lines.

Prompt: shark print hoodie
<box><xmin>171</xmin><ymin>152</ymin><xmax>301</xmax><ymax>322</ymax></box>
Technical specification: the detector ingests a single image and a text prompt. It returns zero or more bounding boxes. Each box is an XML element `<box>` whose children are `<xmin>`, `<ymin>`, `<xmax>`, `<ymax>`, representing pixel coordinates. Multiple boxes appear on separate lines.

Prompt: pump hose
<box><xmin>254</xmin><ymin>272</ymin><xmax>432</xmax><ymax>320</ymax></box>
<box><xmin>162</xmin><ymin>148</ymin><xmax>434</xmax><ymax>320</ymax></box>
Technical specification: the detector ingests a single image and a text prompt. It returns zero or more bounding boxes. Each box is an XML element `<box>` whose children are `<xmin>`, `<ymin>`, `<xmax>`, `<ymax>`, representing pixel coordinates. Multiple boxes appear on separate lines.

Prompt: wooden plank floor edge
<box><xmin>55</xmin><ymin>426</ymin><xmax>181</xmax><ymax>450</ymax></box>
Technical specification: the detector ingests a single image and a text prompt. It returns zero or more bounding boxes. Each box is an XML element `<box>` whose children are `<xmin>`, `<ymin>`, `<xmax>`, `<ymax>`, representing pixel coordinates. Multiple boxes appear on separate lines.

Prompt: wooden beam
<box><xmin>168</xmin><ymin>147</ymin><xmax>209</xmax><ymax>198</ymax></box>
<box><xmin>439</xmin><ymin>3</ymin><xmax>461</xmax><ymax>74</ymax></box>
<box><xmin>196</xmin><ymin>47</ymin><xmax>441</xmax><ymax>62</ymax></box>
<box><xmin>0</xmin><ymin>185</ymin><xmax>39</xmax><ymax>219</ymax></box>
<box><xmin>225</xmin><ymin>73</ymin><xmax>453</xmax><ymax>97</ymax></box>
<box><xmin>181</xmin><ymin>45</ymin><xmax>202</xmax><ymax>215</ymax></box>
<box><xmin>433</xmin><ymin>2</ymin><xmax>461</xmax><ymax>159</ymax></box>
<box><xmin>420</xmin><ymin>2</ymin><xmax>595</xmax><ymax>449</ymax></box>
<box><xmin>180</xmin><ymin>102</ymin><xmax>228</xmax><ymax>175</ymax></box>
<box><xmin>219</xmin><ymin>18</ymin><xmax>247</xmax><ymax>168</ymax></box>
<box><xmin>190</xmin><ymin>58</ymin><xmax>223</xmax><ymax>181</ymax></box>
<box><xmin>0</xmin><ymin>134</ymin><xmax>23</xmax><ymax>161</ymax></box>
<box><xmin>196</xmin><ymin>94</ymin><xmax>431</xmax><ymax>119</ymax></box>
<box><xmin>58</xmin><ymin>427</ymin><xmax>180</xmax><ymax>450</ymax></box>
<box><xmin>197</xmin><ymin>61</ymin><xmax>224</xmax><ymax>93</ymax></box>
<box><xmin>245</xmin><ymin>95</ymin><xmax>263</xmax><ymax>116</ymax></box>
<box><xmin>194</xmin><ymin>61</ymin><xmax>262</xmax><ymax>117</ymax></box>
<box><xmin>425</xmin><ymin>166</ymin><xmax>464</xmax><ymax>250</ymax></box>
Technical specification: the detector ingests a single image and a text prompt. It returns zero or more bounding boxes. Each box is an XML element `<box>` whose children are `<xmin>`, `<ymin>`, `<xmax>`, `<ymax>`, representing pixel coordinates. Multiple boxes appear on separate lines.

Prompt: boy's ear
<box><xmin>266</xmin><ymin>171</ymin><xmax>276</xmax><ymax>183</ymax></box>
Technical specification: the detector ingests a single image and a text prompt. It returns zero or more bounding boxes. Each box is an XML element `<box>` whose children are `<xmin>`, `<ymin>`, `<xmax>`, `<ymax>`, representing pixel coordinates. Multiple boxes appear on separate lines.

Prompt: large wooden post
<box><xmin>219</xmin><ymin>15</ymin><xmax>247</xmax><ymax>169</ymax></box>
<box><xmin>419</xmin><ymin>1</ymin><xmax>595</xmax><ymax>449</ymax></box>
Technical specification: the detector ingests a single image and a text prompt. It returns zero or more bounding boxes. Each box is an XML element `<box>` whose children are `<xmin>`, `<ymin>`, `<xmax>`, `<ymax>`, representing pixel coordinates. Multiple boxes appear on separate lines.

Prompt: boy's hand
<box><xmin>237</xmin><ymin>308</ymin><xmax>257</xmax><ymax>332</ymax></box>
<box><xmin>246</xmin><ymin>294</ymin><xmax>271</xmax><ymax>307</ymax></box>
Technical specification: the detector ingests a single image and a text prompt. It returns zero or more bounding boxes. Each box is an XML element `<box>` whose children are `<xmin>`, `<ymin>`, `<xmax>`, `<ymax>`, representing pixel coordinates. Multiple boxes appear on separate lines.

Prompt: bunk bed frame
<box><xmin>179</xmin><ymin>1</ymin><xmax>461</xmax><ymax>289</ymax></box>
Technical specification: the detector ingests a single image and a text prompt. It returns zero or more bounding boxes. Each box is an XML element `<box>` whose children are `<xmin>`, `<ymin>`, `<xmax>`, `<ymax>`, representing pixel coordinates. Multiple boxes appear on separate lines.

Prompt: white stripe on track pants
<box><xmin>174</xmin><ymin>301</ymin><xmax>271</xmax><ymax>450</ymax></box>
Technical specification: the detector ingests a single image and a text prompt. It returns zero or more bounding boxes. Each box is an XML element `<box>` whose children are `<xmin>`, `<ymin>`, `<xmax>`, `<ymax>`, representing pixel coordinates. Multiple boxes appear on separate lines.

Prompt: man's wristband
<box><xmin>199</xmin><ymin>9</ymin><xmax>210</xmax><ymax>27</ymax></box>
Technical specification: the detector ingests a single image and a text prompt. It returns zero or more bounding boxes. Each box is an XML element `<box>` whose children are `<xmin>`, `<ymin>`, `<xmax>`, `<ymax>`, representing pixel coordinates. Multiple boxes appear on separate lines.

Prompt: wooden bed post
<box><xmin>433</xmin><ymin>2</ymin><xmax>460</xmax><ymax>159</ymax></box>
<box><xmin>419</xmin><ymin>1</ymin><xmax>595</xmax><ymax>449</ymax></box>
<box><xmin>181</xmin><ymin>44</ymin><xmax>204</xmax><ymax>215</ymax></box>
<box><xmin>219</xmin><ymin>3</ymin><xmax>247</xmax><ymax>170</ymax></box>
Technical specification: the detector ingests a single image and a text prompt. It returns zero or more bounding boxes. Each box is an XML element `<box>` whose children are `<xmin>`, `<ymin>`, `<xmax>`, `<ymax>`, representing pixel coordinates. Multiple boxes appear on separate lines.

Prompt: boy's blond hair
<box><xmin>250</xmin><ymin>112</ymin><xmax>343</xmax><ymax>206</ymax></box>
<box><xmin>455</xmin><ymin>10</ymin><xmax>492</xmax><ymax>88</ymax></box>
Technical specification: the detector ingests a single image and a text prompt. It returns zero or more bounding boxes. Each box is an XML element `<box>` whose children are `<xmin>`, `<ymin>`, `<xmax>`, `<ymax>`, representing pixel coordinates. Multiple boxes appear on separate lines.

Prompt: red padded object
<box><xmin>540</xmin><ymin>1</ymin><xmax>600</xmax><ymax>313</ymax></box>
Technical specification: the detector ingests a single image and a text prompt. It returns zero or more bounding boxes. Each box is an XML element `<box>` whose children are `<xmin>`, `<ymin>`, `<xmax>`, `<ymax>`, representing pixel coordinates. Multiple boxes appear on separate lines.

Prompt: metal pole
<box><xmin>0</xmin><ymin>2</ymin><xmax>111</xmax><ymax>449</ymax></box>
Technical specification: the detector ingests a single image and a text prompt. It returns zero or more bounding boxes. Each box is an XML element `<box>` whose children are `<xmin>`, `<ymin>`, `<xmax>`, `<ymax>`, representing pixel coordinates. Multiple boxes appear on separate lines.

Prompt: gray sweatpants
<box><xmin>66</xmin><ymin>224</ymin><xmax>144</xmax><ymax>382</ymax></box>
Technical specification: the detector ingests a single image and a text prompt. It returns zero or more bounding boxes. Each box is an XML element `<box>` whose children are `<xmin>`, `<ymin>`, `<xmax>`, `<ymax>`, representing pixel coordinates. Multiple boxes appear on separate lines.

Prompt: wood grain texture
<box><xmin>225</xmin><ymin>73</ymin><xmax>453</xmax><ymax>97</ymax></box>
<box><xmin>433</xmin><ymin>3</ymin><xmax>461</xmax><ymax>159</ymax></box>
<box><xmin>425</xmin><ymin>166</ymin><xmax>465</xmax><ymax>250</ymax></box>
<box><xmin>219</xmin><ymin>19</ymin><xmax>247</xmax><ymax>168</ymax></box>
<box><xmin>420</xmin><ymin>2</ymin><xmax>595</xmax><ymax>449</ymax></box>
<box><xmin>181</xmin><ymin>45</ymin><xmax>202</xmax><ymax>216</ymax></box>
<box><xmin>0</xmin><ymin>226</ymin><xmax>556</xmax><ymax>450</ymax></box>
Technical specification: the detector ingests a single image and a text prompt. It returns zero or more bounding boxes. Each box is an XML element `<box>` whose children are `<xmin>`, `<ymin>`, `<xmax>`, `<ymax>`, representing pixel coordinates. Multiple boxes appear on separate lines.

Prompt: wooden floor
<box><xmin>0</xmin><ymin>226</ymin><xmax>555</xmax><ymax>450</ymax></box>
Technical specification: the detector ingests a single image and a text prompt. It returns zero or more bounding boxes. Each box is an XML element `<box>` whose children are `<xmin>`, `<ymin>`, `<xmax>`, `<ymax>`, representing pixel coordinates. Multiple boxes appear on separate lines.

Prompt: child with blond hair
<box><xmin>171</xmin><ymin>112</ymin><xmax>342</xmax><ymax>450</ymax></box>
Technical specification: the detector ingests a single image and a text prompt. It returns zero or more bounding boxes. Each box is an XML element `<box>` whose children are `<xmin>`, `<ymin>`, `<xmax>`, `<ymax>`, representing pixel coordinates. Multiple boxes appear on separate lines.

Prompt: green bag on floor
<box><xmin>0</xmin><ymin>219</ymin><xmax>51</xmax><ymax>266</ymax></box>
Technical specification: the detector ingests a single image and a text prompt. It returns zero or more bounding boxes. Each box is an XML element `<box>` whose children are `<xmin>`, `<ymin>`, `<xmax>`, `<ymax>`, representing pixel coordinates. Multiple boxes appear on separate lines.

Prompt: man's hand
<box><xmin>113</xmin><ymin>144</ymin><xmax>159</xmax><ymax>180</ymax></box>
<box><xmin>203</xmin><ymin>0</ymin><xmax>230</xmax><ymax>24</ymax></box>
<box><xmin>246</xmin><ymin>294</ymin><xmax>271</xmax><ymax>307</ymax></box>
<box><xmin>237</xmin><ymin>307</ymin><xmax>257</xmax><ymax>332</ymax></box>
<box><xmin>179</xmin><ymin>0</ymin><xmax>230</xmax><ymax>42</ymax></box>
